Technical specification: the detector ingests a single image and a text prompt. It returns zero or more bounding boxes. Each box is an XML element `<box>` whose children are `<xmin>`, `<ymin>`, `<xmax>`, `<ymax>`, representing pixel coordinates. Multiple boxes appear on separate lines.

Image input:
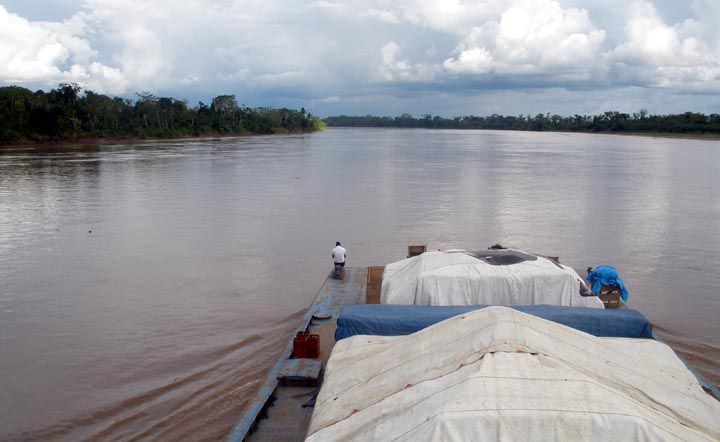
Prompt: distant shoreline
<box><xmin>323</xmin><ymin>112</ymin><xmax>720</xmax><ymax>140</ymax></box>
<box><xmin>603</xmin><ymin>131</ymin><xmax>720</xmax><ymax>141</ymax></box>
<box><xmin>326</xmin><ymin>126</ymin><xmax>720</xmax><ymax>141</ymax></box>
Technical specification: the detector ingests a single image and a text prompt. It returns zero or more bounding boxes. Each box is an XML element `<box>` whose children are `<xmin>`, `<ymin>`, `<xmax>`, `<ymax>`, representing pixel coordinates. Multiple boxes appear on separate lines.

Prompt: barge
<box><xmin>227</xmin><ymin>246</ymin><xmax>720</xmax><ymax>441</ymax></box>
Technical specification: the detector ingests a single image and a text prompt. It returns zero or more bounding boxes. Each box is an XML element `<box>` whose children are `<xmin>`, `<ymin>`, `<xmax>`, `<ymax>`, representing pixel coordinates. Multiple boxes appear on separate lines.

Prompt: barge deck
<box><xmin>227</xmin><ymin>267</ymin><xmax>367</xmax><ymax>442</ymax></box>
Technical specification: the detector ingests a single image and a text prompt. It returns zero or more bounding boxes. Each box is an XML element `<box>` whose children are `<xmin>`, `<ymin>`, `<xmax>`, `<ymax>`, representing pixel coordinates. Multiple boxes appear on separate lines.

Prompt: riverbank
<box><xmin>326</xmin><ymin>126</ymin><xmax>720</xmax><ymax>141</ymax></box>
<box><xmin>541</xmin><ymin>130</ymin><xmax>720</xmax><ymax>141</ymax></box>
<box><xmin>605</xmin><ymin>131</ymin><xmax>720</xmax><ymax>141</ymax></box>
<box><xmin>0</xmin><ymin>129</ymin><xmax>322</xmax><ymax>149</ymax></box>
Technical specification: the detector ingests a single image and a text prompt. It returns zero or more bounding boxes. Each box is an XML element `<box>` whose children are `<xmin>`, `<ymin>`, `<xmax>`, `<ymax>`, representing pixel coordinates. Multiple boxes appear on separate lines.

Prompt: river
<box><xmin>1</xmin><ymin>128</ymin><xmax>718</xmax><ymax>440</ymax></box>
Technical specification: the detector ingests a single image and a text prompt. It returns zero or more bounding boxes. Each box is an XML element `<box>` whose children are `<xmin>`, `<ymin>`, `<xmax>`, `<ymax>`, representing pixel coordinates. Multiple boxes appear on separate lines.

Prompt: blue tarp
<box><xmin>335</xmin><ymin>304</ymin><xmax>653</xmax><ymax>340</ymax></box>
<box><xmin>587</xmin><ymin>265</ymin><xmax>630</xmax><ymax>301</ymax></box>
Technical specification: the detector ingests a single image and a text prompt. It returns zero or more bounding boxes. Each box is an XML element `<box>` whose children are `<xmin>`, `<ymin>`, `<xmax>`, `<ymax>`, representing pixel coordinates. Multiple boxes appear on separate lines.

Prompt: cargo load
<box><xmin>381</xmin><ymin>250</ymin><xmax>603</xmax><ymax>308</ymax></box>
<box><xmin>307</xmin><ymin>307</ymin><xmax>720</xmax><ymax>441</ymax></box>
<box><xmin>335</xmin><ymin>304</ymin><xmax>653</xmax><ymax>340</ymax></box>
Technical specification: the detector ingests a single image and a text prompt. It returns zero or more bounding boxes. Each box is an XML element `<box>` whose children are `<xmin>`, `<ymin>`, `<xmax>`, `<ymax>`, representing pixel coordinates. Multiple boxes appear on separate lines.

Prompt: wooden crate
<box><xmin>407</xmin><ymin>245</ymin><xmax>427</xmax><ymax>258</ymax></box>
<box><xmin>366</xmin><ymin>266</ymin><xmax>384</xmax><ymax>304</ymax></box>
<box><xmin>367</xmin><ymin>266</ymin><xmax>384</xmax><ymax>286</ymax></box>
<box><xmin>366</xmin><ymin>286</ymin><xmax>381</xmax><ymax>304</ymax></box>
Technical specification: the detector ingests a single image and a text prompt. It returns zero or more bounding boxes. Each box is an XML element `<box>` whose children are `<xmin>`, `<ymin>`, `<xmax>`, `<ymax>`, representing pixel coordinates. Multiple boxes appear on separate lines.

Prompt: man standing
<box><xmin>331</xmin><ymin>241</ymin><xmax>347</xmax><ymax>267</ymax></box>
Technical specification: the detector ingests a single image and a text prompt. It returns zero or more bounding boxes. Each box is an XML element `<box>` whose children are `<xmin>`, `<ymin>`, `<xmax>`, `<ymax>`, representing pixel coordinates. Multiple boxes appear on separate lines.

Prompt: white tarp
<box><xmin>381</xmin><ymin>250</ymin><xmax>604</xmax><ymax>308</ymax></box>
<box><xmin>306</xmin><ymin>307</ymin><xmax>720</xmax><ymax>441</ymax></box>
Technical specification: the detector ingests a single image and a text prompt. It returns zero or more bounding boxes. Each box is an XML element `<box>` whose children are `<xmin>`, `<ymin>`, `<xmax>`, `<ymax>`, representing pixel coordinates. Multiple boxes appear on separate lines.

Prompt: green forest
<box><xmin>0</xmin><ymin>84</ymin><xmax>325</xmax><ymax>145</ymax></box>
<box><xmin>324</xmin><ymin>112</ymin><xmax>720</xmax><ymax>135</ymax></box>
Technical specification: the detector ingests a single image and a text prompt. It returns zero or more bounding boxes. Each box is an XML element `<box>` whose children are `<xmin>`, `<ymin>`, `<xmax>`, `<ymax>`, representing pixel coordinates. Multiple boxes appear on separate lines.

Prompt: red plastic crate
<box><xmin>293</xmin><ymin>332</ymin><xmax>309</xmax><ymax>358</ymax></box>
<box><xmin>307</xmin><ymin>334</ymin><xmax>320</xmax><ymax>359</ymax></box>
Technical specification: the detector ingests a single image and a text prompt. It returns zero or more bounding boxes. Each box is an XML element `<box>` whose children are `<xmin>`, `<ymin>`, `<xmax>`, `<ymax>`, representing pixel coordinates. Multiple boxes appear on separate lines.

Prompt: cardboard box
<box><xmin>407</xmin><ymin>245</ymin><xmax>427</xmax><ymax>257</ymax></box>
<box><xmin>366</xmin><ymin>266</ymin><xmax>384</xmax><ymax>304</ymax></box>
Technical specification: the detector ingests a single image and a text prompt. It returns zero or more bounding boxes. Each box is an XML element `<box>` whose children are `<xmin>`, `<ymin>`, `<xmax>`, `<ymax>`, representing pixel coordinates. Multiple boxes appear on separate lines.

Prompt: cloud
<box><xmin>607</xmin><ymin>0</ymin><xmax>720</xmax><ymax>91</ymax></box>
<box><xmin>318</xmin><ymin>95</ymin><xmax>340</xmax><ymax>103</ymax></box>
<box><xmin>396</xmin><ymin>0</ymin><xmax>505</xmax><ymax>35</ymax></box>
<box><xmin>0</xmin><ymin>2</ymin><xmax>164</xmax><ymax>93</ymax></box>
<box><xmin>614</xmin><ymin>2</ymin><xmax>680</xmax><ymax>64</ymax></box>
<box><xmin>361</xmin><ymin>8</ymin><xmax>400</xmax><ymax>24</ymax></box>
<box><xmin>376</xmin><ymin>41</ymin><xmax>440</xmax><ymax>82</ymax></box>
<box><xmin>438</xmin><ymin>0</ymin><xmax>608</xmax><ymax>82</ymax></box>
<box><xmin>309</xmin><ymin>1</ymin><xmax>350</xmax><ymax>13</ymax></box>
<box><xmin>0</xmin><ymin>4</ymin><xmax>129</xmax><ymax>93</ymax></box>
<box><xmin>0</xmin><ymin>6</ymin><xmax>68</xmax><ymax>82</ymax></box>
<box><xmin>407</xmin><ymin>0</ymin><xmax>719</xmax><ymax>91</ymax></box>
<box><xmin>1</xmin><ymin>0</ymin><xmax>720</xmax><ymax>113</ymax></box>
<box><xmin>443</xmin><ymin>48</ymin><xmax>493</xmax><ymax>75</ymax></box>
<box><xmin>310</xmin><ymin>1</ymin><xmax>399</xmax><ymax>24</ymax></box>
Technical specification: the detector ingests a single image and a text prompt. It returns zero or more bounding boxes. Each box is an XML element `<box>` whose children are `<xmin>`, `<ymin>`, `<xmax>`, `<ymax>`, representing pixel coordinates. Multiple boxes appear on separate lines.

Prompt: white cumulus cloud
<box><xmin>607</xmin><ymin>0</ymin><xmax>720</xmax><ymax>90</ymax></box>
<box><xmin>441</xmin><ymin>0</ymin><xmax>606</xmax><ymax>81</ymax></box>
<box><xmin>0</xmin><ymin>5</ymin><xmax>69</xmax><ymax>83</ymax></box>
<box><xmin>0</xmin><ymin>2</ymin><xmax>160</xmax><ymax>93</ymax></box>
<box><xmin>377</xmin><ymin>41</ymin><xmax>439</xmax><ymax>82</ymax></box>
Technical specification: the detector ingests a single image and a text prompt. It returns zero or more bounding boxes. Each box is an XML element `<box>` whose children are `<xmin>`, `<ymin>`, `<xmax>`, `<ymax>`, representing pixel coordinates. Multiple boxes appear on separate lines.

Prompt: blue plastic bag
<box><xmin>587</xmin><ymin>265</ymin><xmax>629</xmax><ymax>302</ymax></box>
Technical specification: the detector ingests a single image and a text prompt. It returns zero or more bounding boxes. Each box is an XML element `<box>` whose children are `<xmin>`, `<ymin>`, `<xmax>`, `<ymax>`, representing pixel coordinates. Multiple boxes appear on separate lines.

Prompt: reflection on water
<box><xmin>0</xmin><ymin>129</ymin><xmax>719</xmax><ymax>440</ymax></box>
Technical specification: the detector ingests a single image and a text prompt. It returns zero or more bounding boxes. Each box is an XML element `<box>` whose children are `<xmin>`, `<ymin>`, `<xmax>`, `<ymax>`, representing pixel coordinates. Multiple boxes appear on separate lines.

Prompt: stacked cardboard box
<box><xmin>407</xmin><ymin>245</ymin><xmax>427</xmax><ymax>258</ymax></box>
<box><xmin>599</xmin><ymin>285</ymin><xmax>621</xmax><ymax>309</ymax></box>
<box><xmin>366</xmin><ymin>266</ymin><xmax>384</xmax><ymax>304</ymax></box>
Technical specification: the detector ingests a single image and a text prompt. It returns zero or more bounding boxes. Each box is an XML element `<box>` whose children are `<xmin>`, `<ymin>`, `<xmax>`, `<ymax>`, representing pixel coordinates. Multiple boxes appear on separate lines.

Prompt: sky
<box><xmin>1</xmin><ymin>0</ymin><xmax>719</xmax><ymax>116</ymax></box>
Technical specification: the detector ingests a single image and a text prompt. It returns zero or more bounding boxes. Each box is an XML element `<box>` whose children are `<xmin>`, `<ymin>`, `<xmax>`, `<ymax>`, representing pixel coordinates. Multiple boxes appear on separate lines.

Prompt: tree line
<box><xmin>0</xmin><ymin>84</ymin><xmax>325</xmax><ymax>144</ymax></box>
<box><xmin>324</xmin><ymin>111</ymin><xmax>720</xmax><ymax>134</ymax></box>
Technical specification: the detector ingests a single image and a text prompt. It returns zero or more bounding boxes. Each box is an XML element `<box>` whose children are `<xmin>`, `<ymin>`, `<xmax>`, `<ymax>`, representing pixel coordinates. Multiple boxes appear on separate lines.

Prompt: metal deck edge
<box><xmin>225</xmin><ymin>267</ymin><xmax>364</xmax><ymax>442</ymax></box>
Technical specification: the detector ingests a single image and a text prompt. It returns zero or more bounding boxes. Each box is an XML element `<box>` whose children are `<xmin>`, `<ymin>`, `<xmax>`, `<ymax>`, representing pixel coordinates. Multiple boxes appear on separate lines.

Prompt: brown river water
<box><xmin>1</xmin><ymin>128</ymin><xmax>719</xmax><ymax>440</ymax></box>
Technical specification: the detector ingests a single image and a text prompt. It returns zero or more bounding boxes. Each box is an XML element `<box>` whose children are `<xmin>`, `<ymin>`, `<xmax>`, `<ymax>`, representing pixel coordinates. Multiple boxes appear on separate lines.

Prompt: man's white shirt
<box><xmin>332</xmin><ymin>246</ymin><xmax>346</xmax><ymax>263</ymax></box>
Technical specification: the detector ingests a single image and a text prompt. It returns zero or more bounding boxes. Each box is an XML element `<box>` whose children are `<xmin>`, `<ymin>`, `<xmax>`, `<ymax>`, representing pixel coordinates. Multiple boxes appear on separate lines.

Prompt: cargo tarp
<box><xmin>307</xmin><ymin>307</ymin><xmax>720</xmax><ymax>441</ymax></box>
<box><xmin>381</xmin><ymin>250</ymin><xmax>604</xmax><ymax>308</ymax></box>
<box><xmin>335</xmin><ymin>304</ymin><xmax>652</xmax><ymax>340</ymax></box>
